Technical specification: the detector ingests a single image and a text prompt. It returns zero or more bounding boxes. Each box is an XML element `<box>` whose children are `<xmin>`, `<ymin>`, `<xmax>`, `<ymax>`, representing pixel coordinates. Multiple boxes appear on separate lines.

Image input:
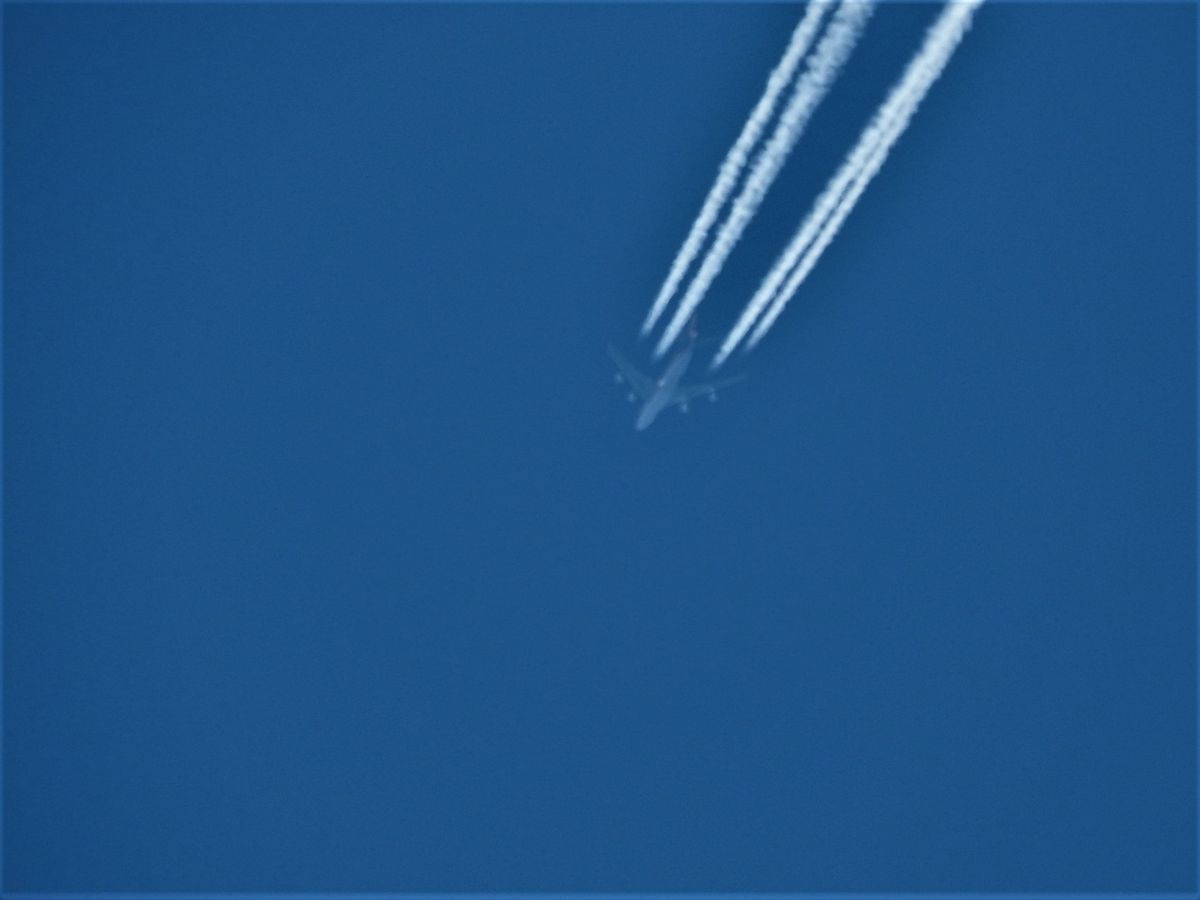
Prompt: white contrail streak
<box><xmin>746</xmin><ymin>97</ymin><xmax>920</xmax><ymax>349</ymax></box>
<box><xmin>713</xmin><ymin>0</ymin><xmax>983</xmax><ymax>367</ymax></box>
<box><xmin>653</xmin><ymin>0</ymin><xmax>874</xmax><ymax>360</ymax></box>
<box><xmin>746</xmin><ymin>0</ymin><xmax>982</xmax><ymax>352</ymax></box>
<box><xmin>639</xmin><ymin>0</ymin><xmax>833</xmax><ymax>337</ymax></box>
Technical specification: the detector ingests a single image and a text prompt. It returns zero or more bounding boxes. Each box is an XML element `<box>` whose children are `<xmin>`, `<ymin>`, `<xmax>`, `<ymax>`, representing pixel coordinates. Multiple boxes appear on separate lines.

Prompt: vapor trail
<box><xmin>713</xmin><ymin>0</ymin><xmax>983</xmax><ymax>367</ymax></box>
<box><xmin>746</xmin><ymin>94</ymin><xmax>920</xmax><ymax>349</ymax></box>
<box><xmin>639</xmin><ymin>0</ymin><xmax>833</xmax><ymax>338</ymax></box>
<box><xmin>653</xmin><ymin>0</ymin><xmax>874</xmax><ymax>360</ymax></box>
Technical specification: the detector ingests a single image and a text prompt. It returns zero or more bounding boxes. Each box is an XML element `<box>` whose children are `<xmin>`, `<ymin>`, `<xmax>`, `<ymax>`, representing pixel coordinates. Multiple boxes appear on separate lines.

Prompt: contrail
<box><xmin>746</xmin><ymin>94</ymin><xmax>925</xmax><ymax>349</ymax></box>
<box><xmin>653</xmin><ymin>0</ymin><xmax>874</xmax><ymax>360</ymax></box>
<box><xmin>639</xmin><ymin>0</ymin><xmax>834</xmax><ymax>338</ymax></box>
<box><xmin>746</xmin><ymin>0</ymin><xmax>983</xmax><ymax>353</ymax></box>
<box><xmin>713</xmin><ymin>0</ymin><xmax>983</xmax><ymax>367</ymax></box>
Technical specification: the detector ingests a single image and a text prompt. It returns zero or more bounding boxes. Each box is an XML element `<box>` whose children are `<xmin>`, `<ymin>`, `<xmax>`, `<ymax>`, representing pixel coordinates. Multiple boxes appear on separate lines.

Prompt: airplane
<box><xmin>608</xmin><ymin>329</ymin><xmax>746</xmax><ymax>431</ymax></box>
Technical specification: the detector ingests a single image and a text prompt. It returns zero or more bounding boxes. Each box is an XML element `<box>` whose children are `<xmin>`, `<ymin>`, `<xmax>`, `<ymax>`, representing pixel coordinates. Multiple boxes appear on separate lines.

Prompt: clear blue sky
<box><xmin>4</xmin><ymin>2</ymin><xmax>1195</xmax><ymax>892</ymax></box>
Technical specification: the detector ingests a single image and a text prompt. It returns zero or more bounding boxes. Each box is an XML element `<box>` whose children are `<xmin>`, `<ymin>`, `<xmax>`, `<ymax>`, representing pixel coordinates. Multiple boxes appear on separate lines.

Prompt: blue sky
<box><xmin>4</xmin><ymin>2</ymin><xmax>1196</xmax><ymax>892</ymax></box>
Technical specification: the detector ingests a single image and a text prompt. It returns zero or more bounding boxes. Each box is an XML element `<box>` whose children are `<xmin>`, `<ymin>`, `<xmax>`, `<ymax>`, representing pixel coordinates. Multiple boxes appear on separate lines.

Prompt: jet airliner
<box><xmin>608</xmin><ymin>331</ymin><xmax>745</xmax><ymax>431</ymax></box>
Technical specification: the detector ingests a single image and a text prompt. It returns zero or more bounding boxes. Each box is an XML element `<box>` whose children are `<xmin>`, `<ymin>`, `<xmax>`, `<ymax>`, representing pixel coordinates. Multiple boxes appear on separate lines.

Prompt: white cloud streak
<box><xmin>639</xmin><ymin>0</ymin><xmax>834</xmax><ymax>337</ymax></box>
<box><xmin>653</xmin><ymin>0</ymin><xmax>875</xmax><ymax>360</ymax></box>
<box><xmin>713</xmin><ymin>0</ymin><xmax>983</xmax><ymax>368</ymax></box>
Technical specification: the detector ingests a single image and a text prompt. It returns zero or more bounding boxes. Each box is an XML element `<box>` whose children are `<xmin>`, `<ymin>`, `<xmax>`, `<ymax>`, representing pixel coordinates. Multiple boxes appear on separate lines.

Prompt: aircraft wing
<box><xmin>607</xmin><ymin>345</ymin><xmax>656</xmax><ymax>400</ymax></box>
<box><xmin>673</xmin><ymin>373</ymin><xmax>747</xmax><ymax>405</ymax></box>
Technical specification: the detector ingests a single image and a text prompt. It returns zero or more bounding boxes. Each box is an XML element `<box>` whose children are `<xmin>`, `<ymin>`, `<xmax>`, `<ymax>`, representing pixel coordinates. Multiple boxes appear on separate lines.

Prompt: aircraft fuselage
<box><xmin>636</xmin><ymin>343</ymin><xmax>693</xmax><ymax>431</ymax></box>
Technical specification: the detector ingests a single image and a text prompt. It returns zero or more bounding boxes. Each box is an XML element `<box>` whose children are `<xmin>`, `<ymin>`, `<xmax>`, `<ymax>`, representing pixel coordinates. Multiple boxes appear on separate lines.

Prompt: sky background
<box><xmin>4</xmin><ymin>2</ymin><xmax>1196</xmax><ymax>893</ymax></box>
